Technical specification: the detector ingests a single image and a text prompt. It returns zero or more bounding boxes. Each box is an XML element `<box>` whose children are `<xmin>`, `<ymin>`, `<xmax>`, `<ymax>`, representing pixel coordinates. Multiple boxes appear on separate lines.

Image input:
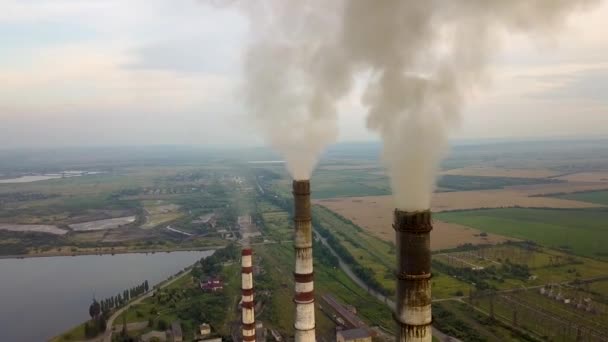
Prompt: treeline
<box><xmin>432</xmin><ymin>259</ymin><xmax>532</xmax><ymax>291</ymax></box>
<box><xmin>313</xmin><ymin>239</ymin><xmax>339</xmax><ymax>268</ymax></box>
<box><xmin>314</xmin><ymin>219</ymin><xmax>392</xmax><ymax>296</ymax></box>
<box><xmin>98</xmin><ymin>280</ymin><xmax>149</xmax><ymax>313</ymax></box>
<box><xmin>192</xmin><ymin>243</ymin><xmax>240</xmax><ymax>279</ymax></box>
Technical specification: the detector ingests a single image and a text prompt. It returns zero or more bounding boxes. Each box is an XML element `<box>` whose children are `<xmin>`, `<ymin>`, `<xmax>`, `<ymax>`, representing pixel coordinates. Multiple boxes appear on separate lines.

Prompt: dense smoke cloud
<box><xmin>242</xmin><ymin>0</ymin><xmax>596</xmax><ymax>203</ymax></box>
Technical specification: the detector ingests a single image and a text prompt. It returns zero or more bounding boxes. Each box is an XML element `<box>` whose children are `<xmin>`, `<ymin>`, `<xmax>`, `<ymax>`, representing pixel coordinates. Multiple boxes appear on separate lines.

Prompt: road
<box><xmin>314</xmin><ymin>231</ymin><xmax>462</xmax><ymax>342</ymax></box>
<box><xmin>98</xmin><ymin>268</ymin><xmax>192</xmax><ymax>342</ymax></box>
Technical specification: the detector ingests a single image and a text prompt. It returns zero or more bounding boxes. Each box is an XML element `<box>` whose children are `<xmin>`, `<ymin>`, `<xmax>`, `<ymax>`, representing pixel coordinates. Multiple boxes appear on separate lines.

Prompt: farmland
<box><xmin>556</xmin><ymin>190</ymin><xmax>608</xmax><ymax>206</ymax></box>
<box><xmin>308</xmin><ymin>166</ymin><xmax>580</xmax><ymax>199</ymax></box>
<box><xmin>440</xmin><ymin>166</ymin><xmax>562</xmax><ymax>178</ymax></box>
<box><xmin>315</xmin><ymin>181</ymin><xmax>606</xmax><ymax>249</ymax></box>
<box><xmin>435</xmin><ymin>208</ymin><xmax>608</xmax><ymax>260</ymax></box>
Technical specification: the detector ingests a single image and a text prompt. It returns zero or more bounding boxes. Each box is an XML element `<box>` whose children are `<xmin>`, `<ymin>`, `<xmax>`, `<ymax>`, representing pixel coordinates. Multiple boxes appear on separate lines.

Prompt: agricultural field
<box><xmin>555</xmin><ymin>171</ymin><xmax>608</xmax><ymax>183</ymax></box>
<box><xmin>556</xmin><ymin>190</ymin><xmax>608</xmax><ymax>206</ymax></box>
<box><xmin>440</xmin><ymin>166</ymin><xmax>562</xmax><ymax>179</ymax></box>
<box><xmin>436</xmin><ymin>208</ymin><xmax>608</xmax><ymax>260</ymax></box>
<box><xmin>310</xmin><ymin>169</ymin><xmax>391</xmax><ymax>199</ymax></box>
<box><xmin>315</xmin><ymin>197</ymin><xmax>514</xmax><ymax>249</ymax></box>
<box><xmin>307</xmin><ymin>165</ymin><xmax>585</xmax><ymax>199</ymax></box>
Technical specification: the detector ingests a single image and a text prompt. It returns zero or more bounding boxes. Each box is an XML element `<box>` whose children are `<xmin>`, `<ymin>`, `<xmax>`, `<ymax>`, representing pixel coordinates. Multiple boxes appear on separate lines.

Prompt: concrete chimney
<box><xmin>242</xmin><ymin>248</ymin><xmax>256</xmax><ymax>342</ymax></box>
<box><xmin>292</xmin><ymin>180</ymin><xmax>315</xmax><ymax>342</ymax></box>
<box><xmin>393</xmin><ymin>210</ymin><xmax>433</xmax><ymax>342</ymax></box>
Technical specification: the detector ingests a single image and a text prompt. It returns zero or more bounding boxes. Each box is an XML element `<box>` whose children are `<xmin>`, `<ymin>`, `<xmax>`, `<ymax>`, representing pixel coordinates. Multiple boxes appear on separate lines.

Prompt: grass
<box><xmin>141</xmin><ymin>212</ymin><xmax>183</xmax><ymax>229</ymax></box>
<box><xmin>52</xmin><ymin>322</ymin><xmax>87</xmax><ymax>342</ymax></box>
<box><xmin>473</xmin><ymin>290</ymin><xmax>608</xmax><ymax>341</ymax></box>
<box><xmin>556</xmin><ymin>190</ymin><xmax>608</xmax><ymax>206</ymax></box>
<box><xmin>436</xmin><ymin>208</ymin><xmax>608</xmax><ymax>259</ymax></box>
<box><xmin>257</xmin><ymin>243</ymin><xmax>396</xmax><ymax>338</ymax></box>
<box><xmin>310</xmin><ymin>169</ymin><xmax>390</xmax><ymax>199</ymax></box>
<box><xmin>434</xmin><ymin>300</ymin><xmax>535</xmax><ymax>342</ymax></box>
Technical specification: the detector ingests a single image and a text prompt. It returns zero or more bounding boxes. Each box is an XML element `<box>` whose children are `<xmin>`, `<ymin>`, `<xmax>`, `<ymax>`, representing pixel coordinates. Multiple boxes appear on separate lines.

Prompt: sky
<box><xmin>0</xmin><ymin>0</ymin><xmax>607</xmax><ymax>149</ymax></box>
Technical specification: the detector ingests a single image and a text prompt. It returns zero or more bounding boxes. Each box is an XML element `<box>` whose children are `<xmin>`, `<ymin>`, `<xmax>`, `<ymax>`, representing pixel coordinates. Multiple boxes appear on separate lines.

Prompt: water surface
<box><xmin>0</xmin><ymin>251</ymin><xmax>213</xmax><ymax>341</ymax></box>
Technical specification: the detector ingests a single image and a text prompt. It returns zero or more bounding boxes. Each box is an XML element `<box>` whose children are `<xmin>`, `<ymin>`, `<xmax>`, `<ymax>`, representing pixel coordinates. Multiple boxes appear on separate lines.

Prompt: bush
<box><xmin>157</xmin><ymin>319</ymin><xmax>168</xmax><ymax>330</ymax></box>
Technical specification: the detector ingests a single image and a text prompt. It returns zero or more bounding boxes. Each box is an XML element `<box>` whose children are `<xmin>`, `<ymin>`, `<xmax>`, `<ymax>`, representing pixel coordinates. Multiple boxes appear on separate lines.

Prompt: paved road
<box><xmin>314</xmin><ymin>231</ymin><xmax>462</xmax><ymax>342</ymax></box>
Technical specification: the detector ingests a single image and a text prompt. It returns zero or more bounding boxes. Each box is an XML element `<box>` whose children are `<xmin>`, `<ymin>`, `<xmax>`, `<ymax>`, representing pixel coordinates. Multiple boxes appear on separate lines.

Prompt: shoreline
<box><xmin>0</xmin><ymin>245</ymin><xmax>224</xmax><ymax>260</ymax></box>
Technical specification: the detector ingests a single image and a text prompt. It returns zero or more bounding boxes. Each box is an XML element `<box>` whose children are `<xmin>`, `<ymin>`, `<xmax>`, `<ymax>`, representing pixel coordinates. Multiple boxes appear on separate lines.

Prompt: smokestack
<box><xmin>241</xmin><ymin>248</ymin><xmax>256</xmax><ymax>342</ymax></box>
<box><xmin>393</xmin><ymin>210</ymin><xmax>433</xmax><ymax>342</ymax></box>
<box><xmin>292</xmin><ymin>180</ymin><xmax>315</xmax><ymax>342</ymax></box>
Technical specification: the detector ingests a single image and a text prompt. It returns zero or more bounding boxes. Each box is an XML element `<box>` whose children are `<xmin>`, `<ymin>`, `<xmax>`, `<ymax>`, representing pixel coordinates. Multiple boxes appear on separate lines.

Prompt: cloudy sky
<box><xmin>1</xmin><ymin>0</ymin><xmax>607</xmax><ymax>149</ymax></box>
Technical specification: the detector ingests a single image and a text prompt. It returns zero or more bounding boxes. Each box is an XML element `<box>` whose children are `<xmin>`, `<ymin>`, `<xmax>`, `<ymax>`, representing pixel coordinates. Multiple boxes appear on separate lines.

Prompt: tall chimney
<box><xmin>293</xmin><ymin>180</ymin><xmax>316</xmax><ymax>342</ymax></box>
<box><xmin>393</xmin><ymin>210</ymin><xmax>433</xmax><ymax>342</ymax></box>
<box><xmin>241</xmin><ymin>248</ymin><xmax>256</xmax><ymax>342</ymax></box>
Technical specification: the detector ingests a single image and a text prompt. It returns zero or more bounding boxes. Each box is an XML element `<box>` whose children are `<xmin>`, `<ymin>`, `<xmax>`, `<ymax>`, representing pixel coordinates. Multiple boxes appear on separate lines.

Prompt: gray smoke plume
<box><xmin>242</xmin><ymin>0</ymin><xmax>596</xmax><ymax>201</ymax></box>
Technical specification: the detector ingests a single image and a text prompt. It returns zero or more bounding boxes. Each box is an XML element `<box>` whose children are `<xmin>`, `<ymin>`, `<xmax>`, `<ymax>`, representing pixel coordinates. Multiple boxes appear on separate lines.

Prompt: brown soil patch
<box><xmin>441</xmin><ymin>167</ymin><xmax>561</xmax><ymax>178</ymax></box>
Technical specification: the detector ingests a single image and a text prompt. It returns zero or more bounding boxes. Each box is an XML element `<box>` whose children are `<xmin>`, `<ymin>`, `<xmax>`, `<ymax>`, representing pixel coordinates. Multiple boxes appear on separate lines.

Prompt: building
<box><xmin>200</xmin><ymin>277</ymin><xmax>223</xmax><ymax>292</ymax></box>
<box><xmin>336</xmin><ymin>328</ymin><xmax>373</xmax><ymax>342</ymax></box>
<box><xmin>199</xmin><ymin>323</ymin><xmax>211</xmax><ymax>336</ymax></box>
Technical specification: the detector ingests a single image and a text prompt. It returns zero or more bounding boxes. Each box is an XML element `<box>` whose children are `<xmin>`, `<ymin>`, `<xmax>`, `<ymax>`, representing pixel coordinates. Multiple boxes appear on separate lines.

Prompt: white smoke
<box><xmin>242</xmin><ymin>0</ymin><xmax>597</xmax><ymax>202</ymax></box>
<box><xmin>242</xmin><ymin>1</ymin><xmax>350</xmax><ymax>180</ymax></box>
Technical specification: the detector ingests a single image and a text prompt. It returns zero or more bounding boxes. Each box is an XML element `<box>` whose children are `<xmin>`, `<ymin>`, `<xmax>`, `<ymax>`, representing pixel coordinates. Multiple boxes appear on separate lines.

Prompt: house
<box><xmin>200</xmin><ymin>277</ymin><xmax>223</xmax><ymax>292</ymax></box>
<box><xmin>336</xmin><ymin>328</ymin><xmax>373</xmax><ymax>342</ymax></box>
<box><xmin>199</xmin><ymin>323</ymin><xmax>211</xmax><ymax>336</ymax></box>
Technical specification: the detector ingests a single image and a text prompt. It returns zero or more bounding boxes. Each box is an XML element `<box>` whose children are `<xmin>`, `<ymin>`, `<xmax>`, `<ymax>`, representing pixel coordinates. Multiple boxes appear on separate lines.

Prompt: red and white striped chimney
<box><xmin>241</xmin><ymin>248</ymin><xmax>256</xmax><ymax>342</ymax></box>
<box><xmin>293</xmin><ymin>180</ymin><xmax>315</xmax><ymax>342</ymax></box>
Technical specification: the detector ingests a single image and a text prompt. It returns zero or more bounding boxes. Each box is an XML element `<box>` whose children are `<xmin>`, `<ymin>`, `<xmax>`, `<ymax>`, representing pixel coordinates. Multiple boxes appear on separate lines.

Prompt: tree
<box><xmin>89</xmin><ymin>300</ymin><xmax>101</xmax><ymax>319</ymax></box>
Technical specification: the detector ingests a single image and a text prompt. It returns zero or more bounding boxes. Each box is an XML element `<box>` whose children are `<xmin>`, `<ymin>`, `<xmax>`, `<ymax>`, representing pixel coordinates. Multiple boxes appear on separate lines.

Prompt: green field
<box><xmin>310</xmin><ymin>169</ymin><xmax>390</xmax><ymax>199</ymax></box>
<box><xmin>436</xmin><ymin>208</ymin><xmax>608</xmax><ymax>259</ymax></box>
<box><xmin>556</xmin><ymin>190</ymin><xmax>608</xmax><ymax>206</ymax></box>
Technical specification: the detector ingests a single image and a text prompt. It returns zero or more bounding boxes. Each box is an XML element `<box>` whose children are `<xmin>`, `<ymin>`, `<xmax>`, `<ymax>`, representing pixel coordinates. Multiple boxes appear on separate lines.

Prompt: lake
<box><xmin>0</xmin><ymin>250</ymin><xmax>214</xmax><ymax>342</ymax></box>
